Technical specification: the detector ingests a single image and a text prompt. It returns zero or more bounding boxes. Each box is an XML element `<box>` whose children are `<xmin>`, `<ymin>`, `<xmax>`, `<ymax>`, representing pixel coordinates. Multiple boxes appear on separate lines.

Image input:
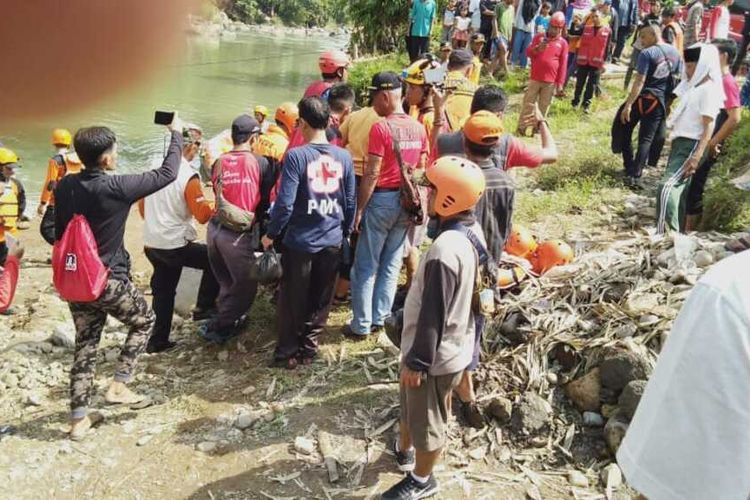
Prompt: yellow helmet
<box><xmin>402</xmin><ymin>58</ymin><xmax>441</xmax><ymax>86</ymax></box>
<box><xmin>253</xmin><ymin>105</ymin><xmax>269</xmax><ymax>117</ymax></box>
<box><xmin>51</xmin><ymin>128</ymin><xmax>72</xmax><ymax>147</ymax></box>
<box><xmin>0</xmin><ymin>148</ymin><xmax>19</xmax><ymax>165</ymax></box>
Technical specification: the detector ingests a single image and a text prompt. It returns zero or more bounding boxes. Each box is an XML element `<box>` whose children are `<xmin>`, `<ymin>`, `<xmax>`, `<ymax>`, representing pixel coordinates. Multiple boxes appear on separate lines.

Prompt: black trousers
<box><xmin>686</xmin><ymin>111</ymin><xmax>728</xmax><ymax>215</ymax></box>
<box><xmin>572</xmin><ymin>65</ymin><xmax>600</xmax><ymax>109</ymax></box>
<box><xmin>407</xmin><ymin>36</ymin><xmax>430</xmax><ymax>63</ymax></box>
<box><xmin>274</xmin><ymin>245</ymin><xmax>341</xmax><ymax>361</ymax></box>
<box><xmin>40</xmin><ymin>205</ymin><xmax>56</xmax><ymax>245</ymax></box>
<box><xmin>480</xmin><ymin>23</ymin><xmax>494</xmax><ymax>60</ymax></box>
<box><xmin>612</xmin><ymin>97</ymin><xmax>666</xmax><ymax>178</ymax></box>
<box><xmin>144</xmin><ymin>242</ymin><xmax>220</xmax><ymax>344</ymax></box>
<box><xmin>732</xmin><ymin>32</ymin><xmax>750</xmax><ymax>75</ymax></box>
<box><xmin>613</xmin><ymin>25</ymin><xmax>632</xmax><ymax>60</ymax></box>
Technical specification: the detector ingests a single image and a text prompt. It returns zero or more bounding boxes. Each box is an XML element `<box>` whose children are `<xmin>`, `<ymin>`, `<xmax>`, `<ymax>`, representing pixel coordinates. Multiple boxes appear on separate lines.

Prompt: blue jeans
<box><xmin>350</xmin><ymin>191</ymin><xmax>409</xmax><ymax>336</ymax></box>
<box><xmin>511</xmin><ymin>30</ymin><xmax>533</xmax><ymax>68</ymax></box>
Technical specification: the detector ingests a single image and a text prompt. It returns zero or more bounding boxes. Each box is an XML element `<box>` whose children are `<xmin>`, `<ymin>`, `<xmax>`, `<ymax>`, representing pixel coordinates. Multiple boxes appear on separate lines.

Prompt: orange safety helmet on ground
<box><xmin>530</xmin><ymin>240</ymin><xmax>574</xmax><ymax>275</ymax></box>
<box><xmin>425</xmin><ymin>156</ymin><xmax>486</xmax><ymax>217</ymax></box>
<box><xmin>505</xmin><ymin>226</ymin><xmax>538</xmax><ymax>259</ymax></box>
<box><xmin>319</xmin><ymin>50</ymin><xmax>351</xmax><ymax>75</ymax></box>
<box><xmin>51</xmin><ymin>128</ymin><xmax>72</xmax><ymax>147</ymax></box>
<box><xmin>550</xmin><ymin>11</ymin><xmax>566</xmax><ymax>28</ymax></box>
<box><xmin>275</xmin><ymin>102</ymin><xmax>299</xmax><ymax>133</ymax></box>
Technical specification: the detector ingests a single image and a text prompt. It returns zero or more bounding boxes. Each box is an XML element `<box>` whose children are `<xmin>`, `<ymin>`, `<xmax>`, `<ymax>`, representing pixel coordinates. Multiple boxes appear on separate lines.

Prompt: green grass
<box><xmin>348</xmin><ymin>53</ymin><xmax>410</xmax><ymax>106</ymax></box>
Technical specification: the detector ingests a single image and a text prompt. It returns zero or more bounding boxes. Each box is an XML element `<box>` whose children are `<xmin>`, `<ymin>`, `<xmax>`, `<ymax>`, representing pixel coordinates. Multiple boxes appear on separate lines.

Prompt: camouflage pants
<box><xmin>68</xmin><ymin>279</ymin><xmax>154</xmax><ymax>419</ymax></box>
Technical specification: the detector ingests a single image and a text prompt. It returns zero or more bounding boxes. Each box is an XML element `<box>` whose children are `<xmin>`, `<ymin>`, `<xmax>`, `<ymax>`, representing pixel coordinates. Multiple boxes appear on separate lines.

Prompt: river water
<box><xmin>0</xmin><ymin>32</ymin><xmax>341</xmax><ymax>204</ymax></box>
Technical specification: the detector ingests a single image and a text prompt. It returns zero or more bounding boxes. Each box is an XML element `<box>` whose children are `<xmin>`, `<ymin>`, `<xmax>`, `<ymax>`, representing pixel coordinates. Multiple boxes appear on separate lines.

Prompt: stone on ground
<box><xmin>488</xmin><ymin>396</ymin><xmax>513</xmax><ymax>424</ymax></box>
<box><xmin>618</xmin><ymin>379</ymin><xmax>647</xmax><ymax>421</ymax></box>
<box><xmin>511</xmin><ymin>393</ymin><xmax>552</xmax><ymax>434</ymax></box>
<box><xmin>568</xmin><ymin>470</ymin><xmax>589</xmax><ymax>488</ymax></box>
<box><xmin>565</xmin><ymin>368</ymin><xmax>601</xmax><ymax>412</ymax></box>
<box><xmin>599</xmin><ymin>349</ymin><xmax>650</xmax><ymax>394</ymax></box>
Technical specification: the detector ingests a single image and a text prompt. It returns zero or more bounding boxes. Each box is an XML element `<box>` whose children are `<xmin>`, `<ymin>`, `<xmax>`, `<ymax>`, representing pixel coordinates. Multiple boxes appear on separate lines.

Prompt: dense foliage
<box><xmin>216</xmin><ymin>0</ymin><xmax>348</xmax><ymax>27</ymax></box>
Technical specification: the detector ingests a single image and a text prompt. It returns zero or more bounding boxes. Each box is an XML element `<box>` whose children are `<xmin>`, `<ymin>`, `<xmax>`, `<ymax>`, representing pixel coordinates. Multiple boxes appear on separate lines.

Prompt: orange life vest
<box><xmin>577</xmin><ymin>24</ymin><xmax>611</xmax><ymax>69</ymax></box>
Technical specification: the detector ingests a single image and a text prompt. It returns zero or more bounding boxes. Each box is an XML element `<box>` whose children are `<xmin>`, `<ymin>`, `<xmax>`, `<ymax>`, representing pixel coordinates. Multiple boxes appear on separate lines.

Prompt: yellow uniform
<box><xmin>340</xmin><ymin>107</ymin><xmax>382</xmax><ymax>177</ymax></box>
<box><xmin>252</xmin><ymin>124</ymin><xmax>289</xmax><ymax>162</ymax></box>
<box><xmin>0</xmin><ymin>180</ymin><xmax>21</xmax><ymax>235</ymax></box>
<box><xmin>444</xmin><ymin>70</ymin><xmax>478</xmax><ymax>131</ymax></box>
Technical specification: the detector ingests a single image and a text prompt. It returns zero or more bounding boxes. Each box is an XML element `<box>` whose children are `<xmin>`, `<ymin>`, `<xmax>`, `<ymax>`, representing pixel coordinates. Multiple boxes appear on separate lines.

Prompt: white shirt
<box><xmin>470</xmin><ymin>0</ymin><xmax>482</xmax><ymax>28</ymax></box>
<box><xmin>143</xmin><ymin>157</ymin><xmax>198</xmax><ymax>250</ymax></box>
<box><xmin>713</xmin><ymin>5</ymin><xmax>730</xmax><ymax>40</ymax></box>
<box><xmin>443</xmin><ymin>7</ymin><xmax>456</xmax><ymax>25</ymax></box>
<box><xmin>669</xmin><ymin>83</ymin><xmax>722</xmax><ymax>140</ymax></box>
<box><xmin>617</xmin><ymin>250</ymin><xmax>750</xmax><ymax>500</ymax></box>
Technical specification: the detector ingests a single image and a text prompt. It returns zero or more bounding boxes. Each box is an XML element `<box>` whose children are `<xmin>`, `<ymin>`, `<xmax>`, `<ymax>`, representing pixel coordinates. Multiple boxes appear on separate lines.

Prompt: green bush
<box><xmin>701</xmin><ymin>110</ymin><xmax>750</xmax><ymax>232</ymax></box>
<box><xmin>348</xmin><ymin>53</ymin><xmax>410</xmax><ymax>106</ymax></box>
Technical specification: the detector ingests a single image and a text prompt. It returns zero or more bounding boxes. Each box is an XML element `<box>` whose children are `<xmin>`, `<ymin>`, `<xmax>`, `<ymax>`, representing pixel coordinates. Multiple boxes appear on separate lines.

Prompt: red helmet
<box><xmin>530</xmin><ymin>240</ymin><xmax>574</xmax><ymax>275</ymax></box>
<box><xmin>318</xmin><ymin>50</ymin><xmax>351</xmax><ymax>74</ymax></box>
<box><xmin>550</xmin><ymin>12</ymin><xmax>566</xmax><ymax>28</ymax></box>
<box><xmin>505</xmin><ymin>226</ymin><xmax>538</xmax><ymax>259</ymax></box>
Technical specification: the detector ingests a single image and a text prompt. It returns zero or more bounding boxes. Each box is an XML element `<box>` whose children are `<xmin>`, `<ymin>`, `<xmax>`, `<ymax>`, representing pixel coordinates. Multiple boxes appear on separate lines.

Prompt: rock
<box><xmin>614</xmin><ymin>323</ymin><xmax>637</xmax><ymax>338</ymax></box>
<box><xmin>488</xmin><ymin>397</ymin><xmax>513</xmax><ymax>424</ymax></box>
<box><xmin>693</xmin><ymin>250</ymin><xmax>714</xmax><ymax>268</ymax></box>
<box><xmin>599</xmin><ymin>349</ymin><xmax>650</xmax><ymax>394</ymax></box>
<box><xmin>600</xmin><ymin>463</ymin><xmax>623</xmax><ymax>490</ymax></box>
<box><xmin>583</xmin><ymin>412</ymin><xmax>604</xmax><ymax>427</ymax></box>
<box><xmin>2</xmin><ymin>373</ymin><xmax>19</xmax><ymax>389</ymax></box>
<box><xmin>511</xmin><ymin>393</ymin><xmax>552</xmax><ymax>434</ymax></box>
<box><xmin>498</xmin><ymin>311</ymin><xmax>531</xmax><ymax>345</ymax></box>
<box><xmin>196</xmin><ymin>441</ymin><xmax>216</xmax><ymax>453</ymax></box>
<box><xmin>637</xmin><ymin>315</ymin><xmax>660</xmax><ymax>327</ymax></box>
<box><xmin>565</xmin><ymin>368</ymin><xmax>601</xmax><ymax>412</ymax></box>
<box><xmin>568</xmin><ymin>470</ymin><xmax>589</xmax><ymax>488</ymax></box>
<box><xmin>145</xmin><ymin>363</ymin><xmax>167</xmax><ymax>376</ymax></box>
<box><xmin>603</xmin><ymin>412</ymin><xmax>629</xmax><ymax>454</ymax></box>
<box><xmin>545</xmin><ymin>372</ymin><xmax>558</xmax><ymax>385</ymax></box>
<box><xmin>48</xmin><ymin>325</ymin><xmax>75</xmax><ymax>349</ymax></box>
<box><xmin>618</xmin><ymin>379</ymin><xmax>647</xmax><ymax>421</ymax></box>
<box><xmin>601</xmin><ymin>404</ymin><xmax>618</xmax><ymax>418</ymax></box>
<box><xmin>104</xmin><ymin>349</ymin><xmax>118</xmax><ymax>362</ymax></box>
<box><xmin>26</xmin><ymin>393</ymin><xmax>43</xmax><ymax>406</ymax></box>
<box><xmin>217</xmin><ymin>351</ymin><xmax>229</xmax><ymax>362</ymax></box>
<box><xmin>234</xmin><ymin>411</ymin><xmax>259</xmax><ymax>430</ymax></box>
<box><xmin>241</xmin><ymin>385</ymin><xmax>256</xmax><ymax>396</ymax></box>
<box><xmin>136</xmin><ymin>434</ymin><xmax>154</xmax><ymax>446</ymax></box>
<box><xmin>468</xmin><ymin>445</ymin><xmax>487</xmax><ymax>460</ymax></box>
<box><xmin>624</xmin><ymin>293</ymin><xmax>660</xmax><ymax>316</ymax></box>
<box><xmin>294</xmin><ymin>436</ymin><xmax>315</xmax><ymax>455</ymax></box>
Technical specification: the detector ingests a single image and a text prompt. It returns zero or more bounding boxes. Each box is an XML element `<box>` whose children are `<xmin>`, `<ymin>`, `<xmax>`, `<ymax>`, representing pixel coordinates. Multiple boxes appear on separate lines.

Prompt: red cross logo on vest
<box><xmin>307</xmin><ymin>155</ymin><xmax>343</xmax><ymax>194</ymax></box>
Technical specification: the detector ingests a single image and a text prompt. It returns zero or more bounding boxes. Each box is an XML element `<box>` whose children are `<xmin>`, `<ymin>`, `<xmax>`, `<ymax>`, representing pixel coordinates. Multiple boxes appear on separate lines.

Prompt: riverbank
<box><xmin>1</xmin><ymin>55</ymin><xmax>750</xmax><ymax>499</ymax></box>
<box><xmin>187</xmin><ymin>11</ymin><xmax>350</xmax><ymax>42</ymax></box>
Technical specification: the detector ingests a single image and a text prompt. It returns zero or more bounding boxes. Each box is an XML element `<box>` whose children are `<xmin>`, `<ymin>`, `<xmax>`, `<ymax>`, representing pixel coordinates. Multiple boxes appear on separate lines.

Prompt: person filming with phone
<box><xmin>54</xmin><ymin>115</ymin><xmax>184</xmax><ymax>441</ymax></box>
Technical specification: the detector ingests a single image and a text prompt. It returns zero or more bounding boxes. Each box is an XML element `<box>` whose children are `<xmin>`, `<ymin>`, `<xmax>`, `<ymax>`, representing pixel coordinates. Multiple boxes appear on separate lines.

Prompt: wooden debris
<box><xmin>318</xmin><ymin>430</ymin><xmax>340</xmax><ymax>483</ymax></box>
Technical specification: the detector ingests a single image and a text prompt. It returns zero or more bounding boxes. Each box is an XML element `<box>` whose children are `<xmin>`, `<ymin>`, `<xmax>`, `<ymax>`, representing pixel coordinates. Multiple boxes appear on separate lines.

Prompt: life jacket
<box><xmin>252</xmin><ymin>125</ymin><xmax>289</xmax><ymax>162</ymax></box>
<box><xmin>0</xmin><ymin>180</ymin><xmax>20</xmax><ymax>235</ymax></box>
<box><xmin>46</xmin><ymin>153</ymin><xmax>84</xmax><ymax>206</ymax></box>
<box><xmin>666</xmin><ymin>21</ymin><xmax>684</xmax><ymax>53</ymax></box>
<box><xmin>444</xmin><ymin>71</ymin><xmax>478</xmax><ymax>132</ymax></box>
<box><xmin>577</xmin><ymin>24</ymin><xmax>611</xmax><ymax>69</ymax></box>
<box><xmin>304</xmin><ymin>80</ymin><xmax>334</xmax><ymax>98</ymax></box>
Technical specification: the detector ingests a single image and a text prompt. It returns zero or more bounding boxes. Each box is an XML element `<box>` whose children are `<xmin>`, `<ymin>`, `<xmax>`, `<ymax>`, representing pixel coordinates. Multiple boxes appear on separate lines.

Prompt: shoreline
<box><xmin>187</xmin><ymin>12</ymin><xmax>350</xmax><ymax>43</ymax></box>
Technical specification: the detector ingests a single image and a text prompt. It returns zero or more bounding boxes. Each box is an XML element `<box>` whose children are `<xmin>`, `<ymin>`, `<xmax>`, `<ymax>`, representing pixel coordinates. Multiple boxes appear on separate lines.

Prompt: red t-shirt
<box><xmin>212</xmin><ymin>152</ymin><xmax>261</xmax><ymax>212</ymax></box>
<box><xmin>0</xmin><ymin>255</ymin><xmax>19</xmax><ymax>314</ymax></box>
<box><xmin>304</xmin><ymin>80</ymin><xmax>334</xmax><ymax>98</ymax></box>
<box><xmin>368</xmin><ymin>113</ymin><xmax>428</xmax><ymax>189</ymax></box>
<box><xmin>505</xmin><ymin>137</ymin><xmax>544</xmax><ymax>169</ymax></box>
<box><xmin>527</xmin><ymin>34</ymin><xmax>569</xmax><ymax>88</ymax></box>
<box><xmin>722</xmin><ymin>73</ymin><xmax>740</xmax><ymax>110</ymax></box>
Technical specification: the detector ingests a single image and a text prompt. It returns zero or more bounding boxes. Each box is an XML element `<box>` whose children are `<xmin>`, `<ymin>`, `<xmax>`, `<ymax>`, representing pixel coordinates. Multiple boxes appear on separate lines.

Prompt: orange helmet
<box><xmin>530</xmin><ymin>240</ymin><xmax>574</xmax><ymax>275</ymax></box>
<box><xmin>274</xmin><ymin>102</ymin><xmax>299</xmax><ymax>133</ymax></box>
<box><xmin>319</xmin><ymin>50</ymin><xmax>351</xmax><ymax>74</ymax></box>
<box><xmin>51</xmin><ymin>128</ymin><xmax>72</xmax><ymax>147</ymax></box>
<box><xmin>425</xmin><ymin>156</ymin><xmax>485</xmax><ymax>217</ymax></box>
<box><xmin>550</xmin><ymin>11</ymin><xmax>566</xmax><ymax>28</ymax></box>
<box><xmin>505</xmin><ymin>226</ymin><xmax>538</xmax><ymax>259</ymax></box>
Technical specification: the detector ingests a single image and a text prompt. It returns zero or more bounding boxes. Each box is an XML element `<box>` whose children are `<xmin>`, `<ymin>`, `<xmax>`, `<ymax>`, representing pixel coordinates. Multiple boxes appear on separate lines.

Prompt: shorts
<box><xmin>491</xmin><ymin>36</ymin><xmax>509</xmax><ymax>59</ymax></box>
<box><xmin>403</xmin><ymin>222</ymin><xmax>427</xmax><ymax>255</ymax></box>
<box><xmin>400</xmin><ymin>370</ymin><xmax>463</xmax><ymax>451</ymax></box>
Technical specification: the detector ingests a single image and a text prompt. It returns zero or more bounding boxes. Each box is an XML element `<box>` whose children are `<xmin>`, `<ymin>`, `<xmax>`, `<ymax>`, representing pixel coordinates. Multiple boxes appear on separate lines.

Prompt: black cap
<box><xmin>684</xmin><ymin>46</ymin><xmax>701</xmax><ymax>63</ymax></box>
<box><xmin>449</xmin><ymin>48</ymin><xmax>473</xmax><ymax>68</ymax></box>
<box><xmin>231</xmin><ymin>114</ymin><xmax>261</xmax><ymax>143</ymax></box>
<box><xmin>367</xmin><ymin>71</ymin><xmax>402</xmax><ymax>92</ymax></box>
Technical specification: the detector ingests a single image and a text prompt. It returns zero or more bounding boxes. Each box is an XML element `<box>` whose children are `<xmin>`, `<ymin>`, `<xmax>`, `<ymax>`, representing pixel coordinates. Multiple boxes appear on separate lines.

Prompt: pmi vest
<box><xmin>577</xmin><ymin>25</ymin><xmax>611</xmax><ymax>69</ymax></box>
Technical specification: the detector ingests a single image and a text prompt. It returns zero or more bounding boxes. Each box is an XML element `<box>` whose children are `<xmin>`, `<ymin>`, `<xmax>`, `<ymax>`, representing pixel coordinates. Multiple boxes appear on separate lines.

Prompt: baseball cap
<box><xmin>471</xmin><ymin>33</ymin><xmax>486</xmax><ymax>44</ymax></box>
<box><xmin>449</xmin><ymin>48</ymin><xmax>474</xmax><ymax>68</ymax></box>
<box><xmin>367</xmin><ymin>71</ymin><xmax>402</xmax><ymax>92</ymax></box>
<box><xmin>463</xmin><ymin>111</ymin><xmax>504</xmax><ymax>146</ymax></box>
<box><xmin>231</xmin><ymin>114</ymin><xmax>261</xmax><ymax>143</ymax></box>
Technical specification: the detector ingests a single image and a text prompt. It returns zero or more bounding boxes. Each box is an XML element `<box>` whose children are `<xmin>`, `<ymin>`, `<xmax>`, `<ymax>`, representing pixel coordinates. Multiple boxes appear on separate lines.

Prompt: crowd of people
<box><xmin>0</xmin><ymin>0</ymin><xmax>749</xmax><ymax>497</ymax></box>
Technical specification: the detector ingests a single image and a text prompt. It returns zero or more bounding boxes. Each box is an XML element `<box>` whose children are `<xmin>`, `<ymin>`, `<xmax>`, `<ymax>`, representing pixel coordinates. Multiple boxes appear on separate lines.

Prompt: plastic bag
<box><xmin>249</xmin><ymin>249</ymin><xmax>283</xmax><ymax>285</ymax></box>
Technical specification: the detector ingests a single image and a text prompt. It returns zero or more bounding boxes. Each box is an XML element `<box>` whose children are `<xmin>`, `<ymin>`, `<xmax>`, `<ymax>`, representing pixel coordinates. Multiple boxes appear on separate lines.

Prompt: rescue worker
<box><xmin>383</xmin><ymin>155</ymin><xmax>486</xmax><ymax>500</ymax></box>
<box><xmin>303</xmin><ymin>50</ymin><xmax>351</xmax><ymax>99</ymax></box>
<box><xmin>0</xmin><ymin>148</ymin><xmax>24</xmax><ymax>237</ymax></box>
<box><xmin>254</xmin><ymin>105</ymin><xmax>271</xmax><ymax>133</ymax></box>
<box><xmin>253</xmin><ymin>102</ymin><xmax>299</xmax><ymax>164</ymax></box>
<box><xmin>0</xmin><ymin>232</ymin><xmax>23</xmax><ymax>315</ymax></box>
<box><xmin>661</xmin><ymin>7</ymin><xmax>683</xmax><ymax>53</ymax></box>
<box><xmin>139</xmin><ymin>124</ymin><xmax>220</xmax><ymax>353</ymax></box>
<box><xmin>571</xmin><ymin>8</ymin><xmax>612</xmax><ymax>114</ymax></box>
<box><xmin>38</xmin><ymin>129</ymin><xmax>84</xmax><ymax>244</ymax></box>
<box><xmin>444</xmin><ymin>49</ymin><xmax>480</xmax><ymax>131</ymax></box>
